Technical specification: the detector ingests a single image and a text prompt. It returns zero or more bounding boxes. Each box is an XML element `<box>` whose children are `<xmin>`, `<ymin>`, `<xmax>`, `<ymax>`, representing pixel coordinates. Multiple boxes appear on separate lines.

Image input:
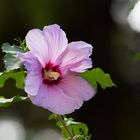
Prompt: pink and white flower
<box><xmin>18</xmin><ymin>24</ymin><xmax>95</xmax><ymax>114</ymax></box>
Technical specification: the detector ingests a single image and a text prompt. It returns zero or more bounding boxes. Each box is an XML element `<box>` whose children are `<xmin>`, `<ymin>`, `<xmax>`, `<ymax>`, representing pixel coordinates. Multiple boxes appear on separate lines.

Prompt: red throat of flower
<box><xmin>42</xmin><ymin>63</ymin><xmax>61</xmax><ymax>85</ymax></box>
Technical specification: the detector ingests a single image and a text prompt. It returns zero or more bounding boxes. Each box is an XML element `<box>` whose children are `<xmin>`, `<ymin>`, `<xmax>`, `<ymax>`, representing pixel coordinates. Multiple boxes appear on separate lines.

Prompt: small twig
<box><xmin>56</xmin><ymin>115</ymin><xmax>74</xmax><ymax>140</ymax></box>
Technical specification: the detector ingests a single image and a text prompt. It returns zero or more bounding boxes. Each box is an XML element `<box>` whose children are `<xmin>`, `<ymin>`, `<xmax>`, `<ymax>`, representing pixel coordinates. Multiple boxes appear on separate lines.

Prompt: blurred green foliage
<box><xmin>133</xmin><ymin>52</ymin><xmax>140</xmax><ymax>61</ymax></box>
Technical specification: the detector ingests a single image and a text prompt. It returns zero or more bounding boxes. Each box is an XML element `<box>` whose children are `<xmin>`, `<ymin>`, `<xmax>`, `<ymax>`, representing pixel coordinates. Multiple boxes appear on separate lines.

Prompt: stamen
<box><xmin>44</xmin><ymin>69</ymin><xmax>60</xmax><ymax>81</ymax></box>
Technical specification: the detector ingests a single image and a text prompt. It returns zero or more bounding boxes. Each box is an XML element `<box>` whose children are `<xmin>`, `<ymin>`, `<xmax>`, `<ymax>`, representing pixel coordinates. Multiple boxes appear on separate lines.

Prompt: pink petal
<box><xmin>18</xmin><ymin>52</ymin><xmax>42</xmax><ymax>96</ymax></box>
<box><xmin>26</xmin><ymin>29</ymin><xmax>49</xmax><ymax>67</ymax></box>
<box><xmin>25</xmin><ymin>71</ymin><xmax>42</xmax><ymax>96</ymax></box>
<box><xmin>70</xmin><ymin>59</ymin><xmax>92</xmax><ymax>72</ymax></box>
<box><xmin>43</xmin><ymin>24</ymin><xmax>68</xmax><ymax>64</ymax></box>
<box><xmin>60</xmin><ymin>41</ymin><xmax>93</xmax><ymax>73</ymax></box>
<box><xmin>18</xmin><ymin>52</ymin><xmax>40</xmax><ymax>71</ymax></box>
<box><xmin>59</xmin><ymin>75</ymin><xmax>96</xmax><ymax>101</ymax></box>
<box><xmin>30</xmin><ymin>84</ymin><xmax>78</xmax><ymax>114</ymax></box>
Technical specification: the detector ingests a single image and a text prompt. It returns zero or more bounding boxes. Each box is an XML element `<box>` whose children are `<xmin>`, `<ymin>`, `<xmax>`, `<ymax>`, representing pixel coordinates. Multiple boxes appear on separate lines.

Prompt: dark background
<box><xmin>0</xmin><ymin>0</ymin><xmax>140</xmax><ymax>140</ymax></box>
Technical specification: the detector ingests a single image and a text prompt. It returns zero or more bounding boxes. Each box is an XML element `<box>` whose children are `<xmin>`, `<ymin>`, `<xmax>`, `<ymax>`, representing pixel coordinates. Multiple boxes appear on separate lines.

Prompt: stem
<box><xmin>56</xmin><ymin>115</ymin><xmax>74</xmax><ymax>140</ymax></box>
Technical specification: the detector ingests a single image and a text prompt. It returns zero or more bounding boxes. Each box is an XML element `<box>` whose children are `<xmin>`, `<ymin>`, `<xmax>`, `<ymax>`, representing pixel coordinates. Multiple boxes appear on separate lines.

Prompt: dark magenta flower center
<box><xmin>42</xmin><ymin>63</ymin><xmax>61</xmax><ymax>85</ymax></box>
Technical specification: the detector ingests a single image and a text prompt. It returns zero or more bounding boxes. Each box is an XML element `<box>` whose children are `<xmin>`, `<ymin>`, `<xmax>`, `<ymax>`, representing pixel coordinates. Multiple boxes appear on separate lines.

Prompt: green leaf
<box><xmin>68</xmin><ymin>121</ymin><xmax>89</xmax><ymax>137</ymax></box>
<box><xmin>14</xmin><ymin>38</ymin><xmax>28</xmax><ymax>52</ymax></box>
<box><xmin>2</xmin><ymin>43</ymin><xmax>24</xmax><ymax>71</ymax></box>
<box><xmin>48</xmin><ymin>114</ymin><xmax>57</xmax><ymax>120</ymax></box>
<box><xmin>80</xmin><ymin>68</ymin><xmax>116</xmax><ymax>90</ymax></box>
<box><xmin>49</xmin><ymin>114</ymin><xmax>91</xmax><ymax>140</ymax></box>
<box><xmin>0</xmin><ymin>95</ymin><xmax>29</xmax><ymax>107</ymax></box>
<box><xmin>0</xmin><ymin>70</ymin><xmax>25</xmax><ymax>89</ymax></box>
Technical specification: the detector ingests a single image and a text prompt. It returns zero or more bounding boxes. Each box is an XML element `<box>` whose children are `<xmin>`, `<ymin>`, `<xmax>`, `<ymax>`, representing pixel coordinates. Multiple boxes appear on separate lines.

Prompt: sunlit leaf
<box><xmin>2</xmin><ymin>43</ymin><xmax>24</xmax><ymax>53</ymax></box>
<box><xmin>0</xmin><ymin>95</ymin><xmax>29</xmax><ymax>107</ymax></box>
<box><xmin>0</xmin><ymin>70</ymin><xmax>25</xmax><ymax>89</ymax></box>
<box><xmin>80</xmin><ymin>68</ymin><xmax>116</xmax><ymax>90</ymax></box>
<box><xmin>3</xmin><ymin>53</ymin><xmax>23</xmax><ymax>72</ymax></box>
<box><xmin>2</xmin><ymin>43</ymin><xmax>24</xmax><ymax>71</ymax></box>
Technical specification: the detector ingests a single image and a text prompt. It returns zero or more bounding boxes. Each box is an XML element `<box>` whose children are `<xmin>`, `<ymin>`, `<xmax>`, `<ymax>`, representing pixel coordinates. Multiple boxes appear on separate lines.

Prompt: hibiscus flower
<box><xmin>18</xmin><ymin>24</ymin><xmax>95</xmax><ymax>114</ymax></box>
